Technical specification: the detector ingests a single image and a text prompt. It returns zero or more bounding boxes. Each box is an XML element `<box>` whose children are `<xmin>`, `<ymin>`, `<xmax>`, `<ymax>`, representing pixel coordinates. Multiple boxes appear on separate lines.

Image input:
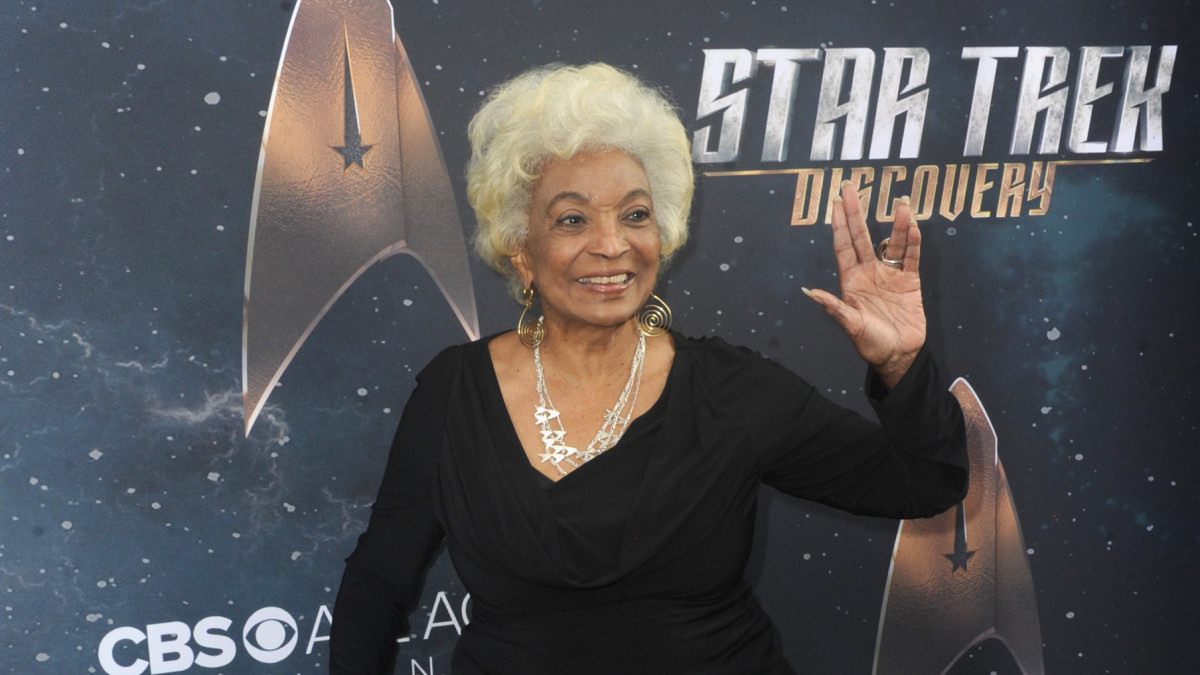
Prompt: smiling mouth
<box><xmin>578</xmin><ymin>273</ymin><xmax>632</xmax><ymax>285</ymax></box>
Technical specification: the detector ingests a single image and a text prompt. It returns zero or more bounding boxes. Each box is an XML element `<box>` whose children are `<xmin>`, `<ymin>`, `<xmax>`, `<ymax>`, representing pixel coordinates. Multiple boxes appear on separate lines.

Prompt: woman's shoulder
<box><xmin>414</xmin><ymin>333</ymin><xmax>500</xmax><ymax>381</ymax></box>
<box><xmin>671</xmin><ymin>331</ymin><xmax>775</xmax><ymax>369</ymax></box>
<box><xmin>668</xmin><ymin>332</ymin><xmax>816</xmax><ymax>428</ymax></box>
<box><xmin>670</xmin><ymin>331</ymin><xmax>804</xmax><ymax>390</ymax></box>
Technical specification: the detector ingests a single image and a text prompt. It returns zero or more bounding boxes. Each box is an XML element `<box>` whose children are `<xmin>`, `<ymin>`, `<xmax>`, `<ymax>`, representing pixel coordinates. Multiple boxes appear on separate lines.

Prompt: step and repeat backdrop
<box><xmin>2</xmin><ymin>1</ymin><xmax>1196</xmax><ymax>673</ymax></box>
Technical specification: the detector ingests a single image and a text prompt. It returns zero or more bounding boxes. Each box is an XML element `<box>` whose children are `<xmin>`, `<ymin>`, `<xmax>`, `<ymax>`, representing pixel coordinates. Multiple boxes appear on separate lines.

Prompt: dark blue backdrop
<box><xmin>1</xmin><ymin>1</ymin><xmax>1196</xmax><ymax>673</ymax></box>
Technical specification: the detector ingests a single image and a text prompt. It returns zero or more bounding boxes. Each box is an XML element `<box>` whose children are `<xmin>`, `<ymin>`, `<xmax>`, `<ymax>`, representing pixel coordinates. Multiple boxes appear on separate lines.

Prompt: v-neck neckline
<box><xmin>441</xmin><ymin>334</ymin><xmax>758</xmax><ymax>585</ymax></box>
<box><xmin>477</xmin><ymin>333</ymin><xmax>676</xmax><ymax>488</ymax></box>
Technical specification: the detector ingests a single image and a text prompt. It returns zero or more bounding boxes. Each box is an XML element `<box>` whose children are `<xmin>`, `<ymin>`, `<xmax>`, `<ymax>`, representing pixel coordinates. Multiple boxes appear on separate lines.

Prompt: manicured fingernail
<box><xmin>801</xmin><ymin>287</ymin><xmax>816</xmax><ymax>299</ymax></box>
<box><xmin>899</xmin><ymin>195</ymin><xmax>910</xmax><ymax>205</ymax></box>
<box><xmin>840</xmin><ymin>180</ymin><xmax>852</xmax><ymax>189</ymax></box>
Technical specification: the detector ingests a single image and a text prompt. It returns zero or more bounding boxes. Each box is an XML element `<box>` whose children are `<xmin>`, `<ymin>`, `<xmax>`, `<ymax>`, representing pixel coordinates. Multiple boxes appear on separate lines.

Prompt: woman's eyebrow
<box><xmin>546</xmin><ymin>188</ymin><xmax>653</xmax><ymax>209</ymax></box>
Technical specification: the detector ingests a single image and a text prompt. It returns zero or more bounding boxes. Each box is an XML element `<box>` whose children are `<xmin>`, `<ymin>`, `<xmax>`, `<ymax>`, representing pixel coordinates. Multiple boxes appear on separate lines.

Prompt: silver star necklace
<box><xmin>533</xmin><ymin>332</ymin><xmax>646</xmax><ymax>476</ymax></box>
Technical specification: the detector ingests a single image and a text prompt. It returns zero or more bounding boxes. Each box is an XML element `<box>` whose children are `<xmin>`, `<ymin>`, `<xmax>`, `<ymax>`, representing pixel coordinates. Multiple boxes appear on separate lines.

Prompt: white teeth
<box><xmin>580</xmin><ymin>273</ymin><xmax>630</xmax><ymax>284</ymax></box>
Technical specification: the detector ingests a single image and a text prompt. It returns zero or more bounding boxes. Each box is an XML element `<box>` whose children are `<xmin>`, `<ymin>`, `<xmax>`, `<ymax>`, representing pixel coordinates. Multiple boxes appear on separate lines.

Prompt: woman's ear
<box><xmin>510</xmin><ymin>249</ymin><xmax>533</xmax><ymax>289</ymax></box>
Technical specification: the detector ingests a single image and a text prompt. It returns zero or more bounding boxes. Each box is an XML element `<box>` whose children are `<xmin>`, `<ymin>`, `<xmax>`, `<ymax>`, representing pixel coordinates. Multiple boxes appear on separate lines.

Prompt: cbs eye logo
<box><xmin>97</xmin><ymin>606</ymin><xmax>302</xmax><ymax>674</ymax></box>
<box><xmin>241</xmin><ymin>607</ymin><xmax>299</xmax><ymax>664</ymax></box>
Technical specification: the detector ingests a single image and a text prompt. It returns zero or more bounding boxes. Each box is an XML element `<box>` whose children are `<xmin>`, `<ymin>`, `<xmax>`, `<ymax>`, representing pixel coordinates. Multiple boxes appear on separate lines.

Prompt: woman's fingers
<box><xmin>882</xmin><ymin>196</ymin><xmax>911</xmax><ymax>263</ymax></box>
<box><xmin>838</xmin><ymin>181</ymin><xmax>876</xmax><ymax>265</ymax></box>
<box><xmin>835</xmin><ymin>181</ymin><xmax>921</xmax><ymax>272</ymax></box>
<box><xmin>802</xmin><ymin>286</ymin><xmax>858</xmax><ymax>333</ymax></box>
<box><xmin>885</xmin><ymin>196</ymin><xmax>922</xmax><ymax>275</ymax></box>
<box><xmin>829</xmin><ymin>190</ymin><xmax>859</xmax><ymax>274</ymax></box>
<box><xmin>901</xmin><ymin>215</ymin><xmax>921</xmax><ymax>274</ymax></box>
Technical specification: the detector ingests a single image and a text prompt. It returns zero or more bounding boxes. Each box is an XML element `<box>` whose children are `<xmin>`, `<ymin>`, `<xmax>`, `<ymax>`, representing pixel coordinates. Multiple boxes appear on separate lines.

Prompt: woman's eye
<box><xmin>625</xmin><ymin>208</ymin><xmax>651</xmax><ymax>223</ymax></box>
<box><xmin>555</xmin><ymin>214</ymin><xmax>584</xmax><ymax>227</ymax></box>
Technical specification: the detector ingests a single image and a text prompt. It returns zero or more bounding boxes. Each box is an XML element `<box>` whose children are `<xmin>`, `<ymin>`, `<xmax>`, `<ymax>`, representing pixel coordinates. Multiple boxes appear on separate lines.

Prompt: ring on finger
<box><xmin>877</xmin><ymin>238</ymin><xmax>904</xmax><ymax>268</ymax></box>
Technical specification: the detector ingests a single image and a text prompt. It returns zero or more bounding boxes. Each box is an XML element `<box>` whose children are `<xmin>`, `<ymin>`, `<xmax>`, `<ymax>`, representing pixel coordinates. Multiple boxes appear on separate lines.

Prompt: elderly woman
<box><xmin>330</xmin><ymin>63</ymin><xmax>967</xmax><ymax>673</ymax></box>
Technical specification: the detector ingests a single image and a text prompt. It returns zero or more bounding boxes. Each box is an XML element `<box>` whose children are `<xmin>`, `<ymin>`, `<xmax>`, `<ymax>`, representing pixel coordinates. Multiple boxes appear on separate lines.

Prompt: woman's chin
<box><xmin>547</xmin><ymin>308</ymin><xmax>640</xmax><ymax>333</ymax></box>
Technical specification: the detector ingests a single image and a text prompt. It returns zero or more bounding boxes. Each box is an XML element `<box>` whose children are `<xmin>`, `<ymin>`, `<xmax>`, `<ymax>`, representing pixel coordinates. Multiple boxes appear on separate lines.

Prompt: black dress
<box><xmin>330</xmin><ymin>333</ymin><xmax>967</xmax><ymax>674</ymax></box>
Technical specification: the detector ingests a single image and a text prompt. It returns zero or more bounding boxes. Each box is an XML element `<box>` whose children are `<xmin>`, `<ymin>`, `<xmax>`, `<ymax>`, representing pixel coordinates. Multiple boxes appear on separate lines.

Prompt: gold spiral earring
<box><xmin>637</xmin><ymin>293</ymin><xmax>672</xmax><ymax>337</ymax></box>
<box><xmin>517</xmin><ymin>287</ymin><xmax>545</xmax><ymax>348</ymax></box>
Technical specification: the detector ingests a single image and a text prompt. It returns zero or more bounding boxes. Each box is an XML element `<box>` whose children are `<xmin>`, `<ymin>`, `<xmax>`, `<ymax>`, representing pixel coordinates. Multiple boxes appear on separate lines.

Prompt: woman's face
<box><xmin>512</xmin><ymin>150</ymin><xmax>661</xmax><ymax>334</ymax></box>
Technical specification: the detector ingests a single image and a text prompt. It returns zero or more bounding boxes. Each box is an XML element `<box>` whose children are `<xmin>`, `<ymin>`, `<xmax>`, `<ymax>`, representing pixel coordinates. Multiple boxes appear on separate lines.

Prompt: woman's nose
<box><xmin>587</xmin><ymin>216</ymin><xmax>630</xmax><ymax>258</ymax></box>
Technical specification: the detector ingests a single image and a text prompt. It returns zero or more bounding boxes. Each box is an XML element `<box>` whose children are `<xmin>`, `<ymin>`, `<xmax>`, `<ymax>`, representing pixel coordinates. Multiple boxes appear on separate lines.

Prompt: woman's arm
<box><xmin>329</xmin><ymin>350</ymin><xmax>458</xmax><ymax>674</ymax></box>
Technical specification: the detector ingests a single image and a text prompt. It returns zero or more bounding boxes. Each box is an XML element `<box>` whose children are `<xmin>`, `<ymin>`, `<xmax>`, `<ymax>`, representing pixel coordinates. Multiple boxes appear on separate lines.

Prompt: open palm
<box><xmin>804</xmin><ymin>181</ymin><xmax>926</xmax><ymax>389</ymax></box>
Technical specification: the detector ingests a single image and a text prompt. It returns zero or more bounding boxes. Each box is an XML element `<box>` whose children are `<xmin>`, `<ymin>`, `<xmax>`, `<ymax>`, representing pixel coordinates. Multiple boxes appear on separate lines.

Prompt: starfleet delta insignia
<box><xmin>873</xmin><ymin>378</ymin><xmax>1044</xmax><ymax>675</ymax></box>
<box><xmin>243</xmin><ymin>0</ymin><xmax>479</xmax><ymax>434</ymax></box>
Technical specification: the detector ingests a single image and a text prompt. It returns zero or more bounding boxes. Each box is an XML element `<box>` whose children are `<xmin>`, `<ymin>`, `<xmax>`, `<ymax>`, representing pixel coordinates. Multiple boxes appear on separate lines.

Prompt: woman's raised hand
<box><xmin>803</xmin><ymin>181</ymin><xmax>926</xmax><ymax>389</ymax></box>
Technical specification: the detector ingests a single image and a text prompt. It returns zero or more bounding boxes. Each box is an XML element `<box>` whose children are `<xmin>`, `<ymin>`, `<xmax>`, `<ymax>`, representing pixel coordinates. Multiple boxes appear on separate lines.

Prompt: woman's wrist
<box><xmin>872</xmin><ymin>350</ymin><xmax>919</xmax><ymax>390</ymax></box>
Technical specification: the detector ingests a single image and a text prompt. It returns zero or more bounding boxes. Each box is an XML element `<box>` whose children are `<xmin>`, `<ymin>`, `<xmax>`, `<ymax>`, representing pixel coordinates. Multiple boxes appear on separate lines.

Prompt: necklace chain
<box><xmin>533</xmin><ymin>329</ymin><xmax>646</xmax><ymax>476</ymax></box>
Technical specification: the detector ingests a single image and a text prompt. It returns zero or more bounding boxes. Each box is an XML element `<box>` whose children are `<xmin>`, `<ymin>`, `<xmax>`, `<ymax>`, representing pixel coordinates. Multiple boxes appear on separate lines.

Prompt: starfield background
<box><xmin>1</xmin><ymin>1</ymin><xmax>1197</xmax><ymax>673</ymax></box>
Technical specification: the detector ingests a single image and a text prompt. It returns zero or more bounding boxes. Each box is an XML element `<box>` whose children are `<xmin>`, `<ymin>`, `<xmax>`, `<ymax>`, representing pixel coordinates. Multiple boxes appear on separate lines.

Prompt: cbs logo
<box><xmin>98</xmin><ymin>607</ymin><xmax>299</xmax><ymax>674</ymax></box>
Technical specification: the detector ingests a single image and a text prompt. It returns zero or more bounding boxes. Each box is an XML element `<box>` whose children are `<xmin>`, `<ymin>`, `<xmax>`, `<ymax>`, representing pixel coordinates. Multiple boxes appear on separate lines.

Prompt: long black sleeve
<box><xmin>329</xmin><ymin>349</ymin><xmax>460</xmax><ymax>674</ymax></box>
<box><xmin>757</xmin><ymin>344</ymin><xmax>968</xmax><ymax>518</ymax></box>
